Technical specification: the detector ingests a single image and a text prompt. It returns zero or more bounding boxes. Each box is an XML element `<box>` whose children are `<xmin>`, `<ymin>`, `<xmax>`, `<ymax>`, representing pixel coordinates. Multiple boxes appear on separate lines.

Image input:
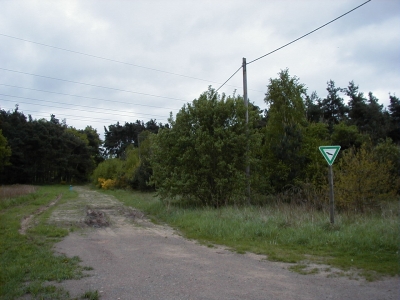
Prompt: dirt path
<box><xmin>51</xmin><ymin>187</ymin><xmax>398</xmax><ymax>300</ymax></box>
<box><xmin>19</xmin><ymin>193</ymin><xmax>62</xmax><ymax>234</ymax></box>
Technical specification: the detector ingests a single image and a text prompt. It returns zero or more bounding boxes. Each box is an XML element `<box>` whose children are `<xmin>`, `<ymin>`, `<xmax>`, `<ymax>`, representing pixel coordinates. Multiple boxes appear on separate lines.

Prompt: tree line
<box><xmin>1</xmin><ymin>69</ymin><xmax>399</xmax><ymax>212</ymax></box>
<box><xmin>149</xmin><ymin>70</ymin><xmax>399</xmax><ymax>211</ymax></box>
<box><xmin>0</xmin><ymin>107</ymin><xmax>103</xmax><ymax>184</ymax></box>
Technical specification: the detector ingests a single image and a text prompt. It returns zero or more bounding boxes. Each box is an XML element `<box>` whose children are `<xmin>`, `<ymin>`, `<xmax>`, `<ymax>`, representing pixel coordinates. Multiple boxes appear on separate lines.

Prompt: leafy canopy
<box><xmin>150</xmin><ymin>88</ymin><xmax>260</xmax><ymax>207</ymax></box>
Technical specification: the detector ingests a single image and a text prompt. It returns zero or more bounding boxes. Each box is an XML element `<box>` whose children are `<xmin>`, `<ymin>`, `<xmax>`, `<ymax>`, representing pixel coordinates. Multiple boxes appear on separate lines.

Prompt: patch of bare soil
<box><xmin>19</xmin><ymin>193</ymin><xmax>62</xmax><ymax>235</ymax></box>
<box><xmin>50</xmin><ymin>187</ymin><xmax>398</xmax><ymax>300</ymax></box>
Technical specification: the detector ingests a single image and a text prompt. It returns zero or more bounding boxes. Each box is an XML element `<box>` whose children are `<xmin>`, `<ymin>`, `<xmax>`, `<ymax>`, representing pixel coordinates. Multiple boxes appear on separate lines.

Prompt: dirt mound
<box><xmin>84</xmin><ymin>208</ymin><xmax>110</xmax><ymax>227</ymax></box>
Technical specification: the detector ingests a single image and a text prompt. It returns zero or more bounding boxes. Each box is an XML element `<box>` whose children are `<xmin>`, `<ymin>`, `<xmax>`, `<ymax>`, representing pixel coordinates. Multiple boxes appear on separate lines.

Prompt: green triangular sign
<box><xmin>319</xmin><ymin>146</ymin><xmax>341</xmax><ymax>165</ymax></box>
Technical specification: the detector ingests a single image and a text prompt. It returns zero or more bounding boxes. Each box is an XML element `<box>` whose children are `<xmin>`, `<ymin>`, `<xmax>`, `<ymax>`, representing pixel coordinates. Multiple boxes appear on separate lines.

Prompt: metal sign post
<box><xmin>319</xmin><ymin>146</ymin><xmax>341</xmax><ymax>224</ymax></box>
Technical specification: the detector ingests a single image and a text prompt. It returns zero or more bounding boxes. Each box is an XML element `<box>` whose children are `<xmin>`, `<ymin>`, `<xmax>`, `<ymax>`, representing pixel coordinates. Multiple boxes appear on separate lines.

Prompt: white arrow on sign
<box><xmin>319</xmin><ymin>146</ymin><xmax>341</xmax><ymax>165</ymax></box>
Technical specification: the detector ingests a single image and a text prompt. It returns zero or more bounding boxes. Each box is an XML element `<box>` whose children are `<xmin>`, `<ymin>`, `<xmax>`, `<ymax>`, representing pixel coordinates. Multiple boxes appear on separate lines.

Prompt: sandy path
<box><xmin>52</xmin><ymin>187</ymin><xmax>398</xmax><ymax>300</ymax></box>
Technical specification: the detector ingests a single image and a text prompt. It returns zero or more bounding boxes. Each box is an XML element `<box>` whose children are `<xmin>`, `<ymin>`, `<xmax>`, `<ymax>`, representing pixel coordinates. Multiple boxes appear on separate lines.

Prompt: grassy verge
<box><xmin>102</xmin><ymin>188</ymin><xmax>399</xmax><ymax>280</ymax></box>
<box><xmin>0</xmin><ymin>185</ymin><xmax>96</xmax><ymax>300</ymax></box>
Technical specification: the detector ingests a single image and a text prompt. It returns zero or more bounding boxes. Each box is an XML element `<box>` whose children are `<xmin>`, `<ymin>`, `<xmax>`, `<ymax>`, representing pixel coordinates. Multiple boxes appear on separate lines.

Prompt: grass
<box><xmin>101</xmin><ymin>188</ymin><xmax>400</xmax><ymax>280</ymax></box>
<box><xmin>0</xmin><ymin>185</ymin><xmax>97</xmax><ymax>300</ymax></box>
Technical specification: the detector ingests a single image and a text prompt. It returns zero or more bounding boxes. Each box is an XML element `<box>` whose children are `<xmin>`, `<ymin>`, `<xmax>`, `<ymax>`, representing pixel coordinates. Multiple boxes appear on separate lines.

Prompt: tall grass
<box><xmin>103</xmin><ymin>189</ymin><xmax>400</xmax><ymax>278</ymax></box>
<box><xmin>0</xmin><ymin>185</ymin><xmax>37</xmax><ymax>209</ymax></box>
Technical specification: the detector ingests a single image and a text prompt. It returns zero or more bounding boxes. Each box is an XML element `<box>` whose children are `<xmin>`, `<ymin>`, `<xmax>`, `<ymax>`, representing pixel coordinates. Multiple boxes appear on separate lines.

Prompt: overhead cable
<box><xmin>0</xmin><ymin>84</ymin><xmax>177</xmax><ymax>110</ymax></box>
<box><xmin>1</xmin><ymin>107</ymin><xmax>168</xmax><ymax>125</ymax></box>
<box><xmin>213</xmin><ymin>0</ymin><xmax>371</xmax><ymax>92</ymax></box>
<box><xmin>0</xmin><ymin>67</ymin><xmax>188</xmax><ymax>102</ymax></box>
<box><xmin>248</xmin><ymin>0</ymin><xmax>371</xmax><ymax>64</ymax></box>
<box><xmin>0</xmin><ymin>98</ymin><xmax>166</xmax><ymax>119</ymax></box>
<box><xmin>0</xmin><ymin>93</ymin><xmax>175</xmax><ymax>115</ymax></box>
<box><xmin>0</xmin><ymin>33</ymin><xmax>264</xmax><ymax>93</ymax></box>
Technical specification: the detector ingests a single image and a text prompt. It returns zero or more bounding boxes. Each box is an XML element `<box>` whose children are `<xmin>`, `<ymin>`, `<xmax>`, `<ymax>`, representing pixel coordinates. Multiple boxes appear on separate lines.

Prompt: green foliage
<box><xmin>0</xmin><ymin>108</ymin><xmax>102</xmax><ymax>184</ymax></box>
<box><xmin>388</xmin><ymin>94</ymin><xmax>400</xmax><ymax>143</ymax></box>
<box><xmin>92</xmin><ymin>158</ymin><xmax>124</xmax><ymax>188</ymax></box>
<box><xmin>151</xmin><ymin>88</ymin><xmax>260</xmax><ymax>207</ymax></box>
<box><xmin>373</xmin><ymin>138</ymin><xmax>400</xmax><ymax>190</ymax></box>
<box><xmin>331</xmin><ymin>122</ymin><xmax>365</xmax><ymax>151</ymax></box>
<box><xmin>262</xmin><ymin>69</ymin><xmax>308</xmax><ymax>192</ymax></box>
<box><xmin>0</xmin><ymin>129</ymin><xmax>11</xmax><ymax>170</ymax></box>
<box><xmin>335</xmin><ymin>143</ymin><xmax>397</xmax><ymax>212</ymax></box>
<box><xmin>92</xmin><ymin>132</ymin><xmax>156</xmax><ymax>191</ymax></box>
<box><xmin>320</xmin><ymin>80</ymin><xmax>348</xmax><ymax>130</ymax></box>
<box><xmin>103</xmin><ymin>119</ymin><xmax>166</xmax><ymax>157</ymax></box>
<box><xmin>301</xmin><ymin>122</ymin><xmax>330</xmax><ymax>187</ymax></box>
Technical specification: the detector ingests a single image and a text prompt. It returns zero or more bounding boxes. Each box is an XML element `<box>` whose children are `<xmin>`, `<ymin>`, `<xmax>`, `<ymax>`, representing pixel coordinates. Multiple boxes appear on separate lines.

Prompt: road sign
<box><xmin>319</xmin><ymin>146</ymin><xmax>341</xmax><ymax>165</ymax></box>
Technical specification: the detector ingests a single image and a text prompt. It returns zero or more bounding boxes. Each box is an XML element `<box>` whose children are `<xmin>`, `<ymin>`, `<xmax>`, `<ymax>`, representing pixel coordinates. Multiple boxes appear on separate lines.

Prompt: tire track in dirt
<box><xmin>19</xmin><ymin>193</ymin><xmax>62</xmax><ymax>235</ymax></box>
<box><xmin>51</xmin><ymin>187</ymin><xmax>398</xmax><ymax>300</ymax></box>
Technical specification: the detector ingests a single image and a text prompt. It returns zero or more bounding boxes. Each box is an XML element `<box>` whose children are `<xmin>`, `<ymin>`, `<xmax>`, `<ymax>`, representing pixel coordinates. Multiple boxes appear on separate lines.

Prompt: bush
<box><xmin>335</xmin><ymin>143</ymin><xmax>397</xmax><ymax>212</ymax></box>
<box><xmin>97</xmin><ymin>178</ymin><xmax>117</xmax><ymax>190</ymax></box>
<box><xmin>150</xmin><ymin>89</ymin><xmax>260</xmax><ymax>207</ymax></box>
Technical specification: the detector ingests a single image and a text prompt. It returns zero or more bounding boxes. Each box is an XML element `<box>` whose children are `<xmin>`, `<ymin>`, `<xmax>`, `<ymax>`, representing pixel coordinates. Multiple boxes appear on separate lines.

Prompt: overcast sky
<box><xmin>1</xmin><ymin>0</ymin><xmax>399</xmax><ymax>138</ymax></box>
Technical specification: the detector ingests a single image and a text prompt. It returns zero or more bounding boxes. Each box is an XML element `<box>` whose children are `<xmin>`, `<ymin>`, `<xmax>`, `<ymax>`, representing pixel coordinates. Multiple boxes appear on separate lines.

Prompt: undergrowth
<box><xmin>102</xmin><ymin>188</ymin><xmax>400</xmax><ymax>280</ymax></box>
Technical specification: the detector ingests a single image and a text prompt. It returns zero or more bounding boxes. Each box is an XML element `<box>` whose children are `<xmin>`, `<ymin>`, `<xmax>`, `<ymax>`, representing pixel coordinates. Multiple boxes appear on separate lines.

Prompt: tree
<box><xmin>388</xmin><ymin>94</ymin><xmax>400</xmax><ymax>144</ymax></box>
<box><xmin>345</xmin><ymin>81</ymin><xmax>390</xmax><ymax>142</ymax></box>
<box><xmin>320</xmin><ymin>80</ymin><xmax>348</xmax><ymax>130</ymax></box>
<box><xmin>345</xmin><ymin>81</ymin><xmax>367</xmax><ymax>127</ymax></box>
<box><xmin>0</xmin><ymin>108</ymin><xmax>98</xmax><ymax>184</ymax></box>
<box><xmin>305</xmin><ymin>91</ymin><xmax>323</xmax><ymax>123</ymax></box>
<box><xmin>83</xmin><ymin>126</ymin><xmax>104</xmax><ymax>165</ymax></box>
<box><xmin>103</xmin><ymin>119</ymin><xmax>166</xmax><ymax>157</ymax></box>
<box><xmin>150</xmin><ymin>88</ymin><xmax>260</xmax><ymax>207</ymax></box>
<box><xmin>335</xmin><ymin>143</ymin><xmax>397</xmax><ymax>212</ymax></box>
<box><xmin>263</xmin><ymin>69</ymin><xmax>308</xmax><ymax>192</ymax></box>
<box><xmin>331</xmin><ymin>122</ymin><xmax>365</xmax><ymax>151</ymax></box>
<box><xmin>0</xmin><ymin>130</ymin><xmax>11</xmax><ymax>171</ymax></box>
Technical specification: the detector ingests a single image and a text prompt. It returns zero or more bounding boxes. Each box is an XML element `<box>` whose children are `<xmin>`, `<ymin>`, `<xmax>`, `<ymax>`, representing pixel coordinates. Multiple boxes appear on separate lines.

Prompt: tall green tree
<box><xmin>388</xmin><ymin>94</ymin><xmax>400</xmax><ymax>144</ymax></box>
<box><xmin>305</xmin><ymin>91</ymin><xmax>323</xmax><ymax>123</ymax></box>
<box><xmin>0</xmin><ymin>108</ymin><xmax>98</xmax><ymax>184</ymax></box>
<box><xmin>104</xmin><ymin>119</ymin><xmax>166</xmax><ymax>157</ymax></box>
<box><xmin>0</xmin><ymin>129</ymin><xmax>11</xmax><ymax>171</ymax></box>
<box><xmin>150</xmin><ymin>88</ymin><xmax>260</xmax><ymax>207</ymax></box>
<box><xmin>320</xmin><ymin>80</ymin><xmax>348</xmax><ymax>130</ymax></box>
<box><xmin>263</xmin><ymin>69</ymin><xmax>308</xmax><ymax>192</ymax></box>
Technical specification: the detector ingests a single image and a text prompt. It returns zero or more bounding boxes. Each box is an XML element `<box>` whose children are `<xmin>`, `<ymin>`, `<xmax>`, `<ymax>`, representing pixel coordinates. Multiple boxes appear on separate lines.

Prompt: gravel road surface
<box><xmin>51</xmin><ymin>187</ymin><xmax>399</xmax><ymax>300</ymax></box>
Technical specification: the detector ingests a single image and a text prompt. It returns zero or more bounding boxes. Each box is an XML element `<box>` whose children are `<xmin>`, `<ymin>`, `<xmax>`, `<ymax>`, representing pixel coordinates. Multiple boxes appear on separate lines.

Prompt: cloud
<box><xmin>0</xmin><ymin>0</ymin><xmax>399</xmax><ymax>137</ymax></box>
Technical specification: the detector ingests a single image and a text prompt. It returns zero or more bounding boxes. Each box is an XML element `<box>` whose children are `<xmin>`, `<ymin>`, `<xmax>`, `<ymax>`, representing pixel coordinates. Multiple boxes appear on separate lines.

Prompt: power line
<box><xmin>0</xmin><ymin>84</ymin><xmax>177</xmax><ymax>110</ymax></box>
<box><xmin>213</xmin><ymin>0</ymin><xmax>371</xmax><ymax>92</ymax></box>
<box><xmin>0</xmin><ymin>93</ymin><xmax>174</xmax><ymax>116</ymax></box>
<box><xmin>0</xmin><ymin>33</ymin><xmax>264</xmax><ymax>93</ymax></box>
<box><xmin>214</xmin><ymin>66</ymin><xmax>243</xmax><ymax>95</ymax></box>
<box><xmin>248</xmin><ymin>0</ymin><xmax>371</xmax><ymax>64</ymax></box>
<box><xmin>0</xmin><ymin>98</ymin><xmax>167</xmax><ymax>119</ymax></box>
<box><xmin>0</xmin><ymin>67</ymin><xmax>188</xmax><ymax>102</ymax></box>
<box><xmin>1</xmin><ymin>107</ymin><xmax>168</xmax><ymax>125</ymax></box>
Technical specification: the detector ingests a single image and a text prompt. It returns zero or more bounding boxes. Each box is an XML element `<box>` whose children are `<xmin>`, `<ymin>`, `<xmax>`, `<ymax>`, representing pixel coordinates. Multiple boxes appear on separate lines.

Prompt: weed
<box><xmin>81</xmin><ymin>290</ymin><xmax>100</xmax><ymax>300</ymax></box>
<box><xmin>289</xmin><ymin>264</ymin><xmax>320</xmax><ymax>275</ymax></box>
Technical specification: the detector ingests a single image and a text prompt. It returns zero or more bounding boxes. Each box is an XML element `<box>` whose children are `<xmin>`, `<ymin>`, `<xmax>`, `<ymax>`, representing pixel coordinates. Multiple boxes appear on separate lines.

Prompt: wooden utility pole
<box><xmin>242</xmin><ymin>58</ymin><xmax>250</xmax><ymax>203</ymax></box>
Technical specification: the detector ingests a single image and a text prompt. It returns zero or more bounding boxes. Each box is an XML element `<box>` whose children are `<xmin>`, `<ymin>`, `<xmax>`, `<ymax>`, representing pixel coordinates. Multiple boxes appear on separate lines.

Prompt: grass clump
<box><xmin>103</xmin><ymin>189</ymin><xmax>399</xmax><ymax>279</ymax></box>
<box><xmin>0</xmin><ymin>185</ymin><xmax>88</xmax><ymax>299</ymax></box>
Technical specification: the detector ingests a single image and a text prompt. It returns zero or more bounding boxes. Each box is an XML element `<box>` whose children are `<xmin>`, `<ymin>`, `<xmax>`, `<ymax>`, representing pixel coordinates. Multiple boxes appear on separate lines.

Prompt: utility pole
<box><xmin>242</xmin><ymin>58</ymin><xmax>250</xmax><ymax>204</ymax></box>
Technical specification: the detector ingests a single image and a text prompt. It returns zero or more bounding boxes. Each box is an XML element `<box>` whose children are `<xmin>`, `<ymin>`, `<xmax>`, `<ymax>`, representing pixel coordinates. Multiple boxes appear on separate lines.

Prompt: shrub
<box><xmin>335</xmin><ymin>143</ymin><xmax>397</xmax><ymax>212</ymax></box>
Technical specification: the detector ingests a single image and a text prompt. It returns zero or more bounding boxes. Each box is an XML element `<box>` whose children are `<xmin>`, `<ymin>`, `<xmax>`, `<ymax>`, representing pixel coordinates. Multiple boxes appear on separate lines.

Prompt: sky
<box><xmin>0</xmin><ymin>0</ymin><xmax>399</xmax><ymax>138</ymax></box>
